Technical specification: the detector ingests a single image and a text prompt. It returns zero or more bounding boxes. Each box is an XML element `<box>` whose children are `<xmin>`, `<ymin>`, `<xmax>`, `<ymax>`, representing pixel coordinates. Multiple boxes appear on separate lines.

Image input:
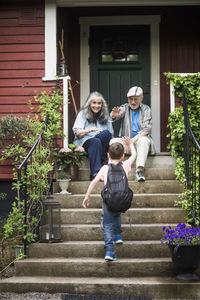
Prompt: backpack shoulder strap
<box><xmin>107</xmin><ymin>161</ymin><xmax>128</xmax><ymax>184</ymax></box>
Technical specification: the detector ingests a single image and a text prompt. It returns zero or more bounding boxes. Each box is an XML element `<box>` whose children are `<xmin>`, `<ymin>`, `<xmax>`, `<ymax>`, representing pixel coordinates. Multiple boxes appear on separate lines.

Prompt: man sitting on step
<box><xmin>110</xmin><ymin>86</ymin><xmax>156</xmax><ymax>182</ymax></box>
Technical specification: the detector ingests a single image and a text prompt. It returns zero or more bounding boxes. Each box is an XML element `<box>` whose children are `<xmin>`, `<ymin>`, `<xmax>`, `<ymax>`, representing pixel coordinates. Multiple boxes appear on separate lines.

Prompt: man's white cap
<box><xmin>127</xmin><ymin>86</ymin><xmax>143</xmax><ymax>97</ymax></box>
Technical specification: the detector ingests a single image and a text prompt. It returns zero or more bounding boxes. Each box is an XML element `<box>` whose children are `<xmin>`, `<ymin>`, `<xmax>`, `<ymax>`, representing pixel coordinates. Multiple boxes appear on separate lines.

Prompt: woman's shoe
<box><xmin>90</xmin><ymin>175</ymin><xmax>96</xmax><ymax>181</ymax></box>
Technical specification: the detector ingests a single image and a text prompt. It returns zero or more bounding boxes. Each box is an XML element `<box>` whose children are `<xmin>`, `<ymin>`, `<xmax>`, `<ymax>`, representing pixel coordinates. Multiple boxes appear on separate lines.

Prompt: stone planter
<box><xmin>169</xmin><ymin>244</ymin><xmax>200</xmax><ymax>281</ymax></box>
<box><xmin>57</xmin><ymin>179</ymin><xmax>71</xmax><ymax>194</ymax></box>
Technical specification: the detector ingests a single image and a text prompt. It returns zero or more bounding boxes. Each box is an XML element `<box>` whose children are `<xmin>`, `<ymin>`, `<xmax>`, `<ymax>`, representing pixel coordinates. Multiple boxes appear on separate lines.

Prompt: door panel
<box><xmin>90</xmin><ymin>25</ymin><xmax>150</xmax><ymax>136</ymax></box>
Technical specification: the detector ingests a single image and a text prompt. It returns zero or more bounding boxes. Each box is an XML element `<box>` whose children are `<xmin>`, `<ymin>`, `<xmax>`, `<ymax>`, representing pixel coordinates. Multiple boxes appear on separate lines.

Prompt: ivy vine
<box><xmin>165</xmin><ymin>72</ymin><xmax>200</xmax><ymax>226</ymax></box>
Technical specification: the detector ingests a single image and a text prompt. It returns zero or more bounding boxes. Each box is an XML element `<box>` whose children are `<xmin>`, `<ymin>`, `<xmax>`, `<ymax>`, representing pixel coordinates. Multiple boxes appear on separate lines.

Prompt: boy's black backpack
<box><xmin>101</xmin><ymin>162</ymin><xmax>133</xmax><ymax>213</ymax></box>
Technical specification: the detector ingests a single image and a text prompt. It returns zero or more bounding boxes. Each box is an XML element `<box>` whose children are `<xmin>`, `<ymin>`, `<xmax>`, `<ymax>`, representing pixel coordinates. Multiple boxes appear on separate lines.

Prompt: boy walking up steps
<box><xmin>82</xmin><ymin>137</ymin><xmax>136</xmax><ymax>261</ymax></box>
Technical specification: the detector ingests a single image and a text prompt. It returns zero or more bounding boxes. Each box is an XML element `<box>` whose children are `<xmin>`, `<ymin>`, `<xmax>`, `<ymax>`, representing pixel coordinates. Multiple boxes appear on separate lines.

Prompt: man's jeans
<box><xmin>102</xmin><ymin>202</ymin><xmax>122</xmax><ymax>252</ymax></box>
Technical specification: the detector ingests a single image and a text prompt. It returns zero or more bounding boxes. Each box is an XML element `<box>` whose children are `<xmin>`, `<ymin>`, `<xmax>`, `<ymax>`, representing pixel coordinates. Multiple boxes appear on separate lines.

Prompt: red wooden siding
<box><xmin>0</xmin><ymin>2</ymin><xmax>56</xmax><ymax>180</ymax></box>
<box><xmin>160</xmin><ymin>18</ymin><xmax>200</xmax><ymax>151</ymax></box>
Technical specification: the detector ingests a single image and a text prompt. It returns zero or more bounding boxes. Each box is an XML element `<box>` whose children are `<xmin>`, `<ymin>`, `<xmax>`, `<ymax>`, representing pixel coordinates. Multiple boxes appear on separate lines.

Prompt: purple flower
<box><xmin>160</xmin><ymin>223</ymin><xmax>200</xmax><ymax>246</ymax></box>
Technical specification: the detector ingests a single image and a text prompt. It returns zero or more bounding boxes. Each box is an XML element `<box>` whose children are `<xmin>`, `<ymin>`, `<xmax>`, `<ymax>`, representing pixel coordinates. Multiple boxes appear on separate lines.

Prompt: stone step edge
<box><xmin>2</xmin><ymin>276</ymin><xmax>199</xmax><ymax>298</ymax></box>
<box><xmin>16</xmin><ymin>257</ymin><xmax>171</xmax><ymax>263</ymax></box>
<box><xmin>68</xmin><ymin>180</ymin><xmax>179</xmax><ymax>183</ymax></box>
<box><xmin>32</xmin><ymin>240</ymin><xmax>163</xmax><ymax>245</ymax></box>
<box><xmin>0</xmin><ymin>275</ymin><xmax>190</xmax><ymax>283</ymax></box>
<box><xmin>61</xmin><ymin>223</ymin><xmax>178</xmax><ymax>227</ymax></box>
<box><xmin>55</xmin><ymin>193</ymin><xmax>180</xmax><ymax>196</ymax></box>
<box><xmin>60</xmin><ymin>208</ymin><xmax>183</xmax><ymax>211</ymax></box>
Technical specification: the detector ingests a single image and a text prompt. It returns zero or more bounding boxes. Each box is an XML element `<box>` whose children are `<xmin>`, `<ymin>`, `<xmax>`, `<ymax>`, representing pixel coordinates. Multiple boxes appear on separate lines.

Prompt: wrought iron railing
<box><xmin>17</xmin><ymin>83</ymin><xmax>59</xmax><ymax>255</ymax></box>
<box><xmin>182</xmin><ymin>86</ymin><xmax>200</xmax><ymax>225</ymax></box>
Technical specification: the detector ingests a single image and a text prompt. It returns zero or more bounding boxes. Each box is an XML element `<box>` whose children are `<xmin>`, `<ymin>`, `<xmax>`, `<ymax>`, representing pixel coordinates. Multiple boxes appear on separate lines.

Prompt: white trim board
<box><xmin>43</xmin><ymin>0</ymin><xmax>57</xmax><ymax>81</ymax></box>
<box><xmin>80</xmin><ymin>15</ymin><xmax>161</xmax><ymax>152</ymax></box>
<box><xmin>170</xmin><ymin>73</ymin><xmax>198</xmax><ymax>113</ymax></box>
<box><xmin>56</xmin><ymin>0</ymin><xmax>200</xmax><ymax>7</ymax></box>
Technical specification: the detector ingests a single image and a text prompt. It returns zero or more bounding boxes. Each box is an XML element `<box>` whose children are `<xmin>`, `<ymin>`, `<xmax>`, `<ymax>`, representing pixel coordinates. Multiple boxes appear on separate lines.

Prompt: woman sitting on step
<box><xmin>72</xmin><ymin>91</ymin><xmax>113</xmax><ymax>180</ymax></box>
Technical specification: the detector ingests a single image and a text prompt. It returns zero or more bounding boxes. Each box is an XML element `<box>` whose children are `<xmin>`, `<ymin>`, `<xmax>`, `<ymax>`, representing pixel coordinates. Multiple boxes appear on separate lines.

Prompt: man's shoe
<box><xmin>104</xmin><ymin>251</ymin><xmax>117</xmax><ymax>261</ymax></box>
<box><xmin>114</xmin><ymin>234</ymin><xmax>123</xmax><ymax>244</ymax></box>
<box><xmin>136</xmin><ymin>170</ymin><xmax>145</xmax><ymax>182</ymax></box>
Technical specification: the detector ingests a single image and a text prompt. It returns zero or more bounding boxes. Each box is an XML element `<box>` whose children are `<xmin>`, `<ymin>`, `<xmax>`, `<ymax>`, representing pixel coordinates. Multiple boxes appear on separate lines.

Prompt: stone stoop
<box><xmin>1</xmin><ymin>153</ymin><xmax>200</xmax><ymax>298</ymax></box>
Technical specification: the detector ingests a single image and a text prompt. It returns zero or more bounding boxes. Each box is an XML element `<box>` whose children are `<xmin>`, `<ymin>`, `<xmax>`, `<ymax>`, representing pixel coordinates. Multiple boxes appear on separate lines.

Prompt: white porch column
<box><xmin>62</xmin><ymin>76</ymin><xmax>71</xmax><ymax>148</ymax></box>
<box><xmin>43</xmin><ymin>0</ymin><xmax>57</xmax><ymax>80</ymax></box>
<box><xmin>150</xmin><ymin>21</ymin><xmax>160</xmax><ymax>152</ymax></box>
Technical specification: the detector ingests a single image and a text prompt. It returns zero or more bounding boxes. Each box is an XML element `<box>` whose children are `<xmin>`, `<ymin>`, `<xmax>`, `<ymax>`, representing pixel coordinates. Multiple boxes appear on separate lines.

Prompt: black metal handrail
<box><xmin>17</xmin><ymin>83</ymin><xmax>59</xmax><ymax>255</ymax></box>
<box><xmin>181</xmin><ymin>86</ymin><xmax>200</xmax><ymax>225</ymax></box>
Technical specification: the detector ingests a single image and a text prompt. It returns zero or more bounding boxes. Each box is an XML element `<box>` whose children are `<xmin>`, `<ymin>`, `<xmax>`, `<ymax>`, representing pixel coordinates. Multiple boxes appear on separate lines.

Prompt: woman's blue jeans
<box><xmin>83</xmin><ymin>129</ymin><xmax>112</xmax><ymax>177</ymax></box>
<box><xmin>102</xmin><ymin>202</ymin><xmax>122</xmax><ymax>252</ymax></box>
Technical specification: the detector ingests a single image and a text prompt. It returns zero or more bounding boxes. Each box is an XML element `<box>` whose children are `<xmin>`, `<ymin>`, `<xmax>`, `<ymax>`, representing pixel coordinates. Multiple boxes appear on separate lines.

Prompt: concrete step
<box><xmin>54</xmin><ymin>180</ymin><xmax>183</xmax><ymax>194</ymax></box>
<box><xmin>60</xmin><ymin>223</ymin><xmax>177</xmax><ymax>241</ymax></box>
<box><xmin>78</xmin><ymin>167</ymin><xmax>176</xmax><ymax>181</ymax></box>
<box><xmin>1</xmin><ymin>276</ymin><xmax>200</xmax><ymax>298</ymax></box>
<box><xmin>29</xmin><ymin>241</ymin><xmax>170</xmax><ymax>258</ymax></box>
<box><xmin>60</xmin><ymin>208</ymin><xmax>186</xmax><ymax>224</ymax></box>
<box><xmin>80</xmin><ymin>153</ymin><xmax>176</xmax><ymax>169</ymax></box>
<box><xmin>14</xmin><ymin>257</ymin><xmax>174</xmax><ymax>277</ymax></box>
<box><xmin>55</xmin><ymin>193</ymin><xmax>179</xmax><ymax>208</ymax></box>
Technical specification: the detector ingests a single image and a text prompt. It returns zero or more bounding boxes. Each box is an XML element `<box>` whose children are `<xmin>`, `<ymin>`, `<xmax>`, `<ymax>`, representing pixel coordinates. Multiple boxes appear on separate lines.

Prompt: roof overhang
<box><xmin>56</xmin><ymin>0</ymin><xmax>200</xmax><ymax>7</ymax></box>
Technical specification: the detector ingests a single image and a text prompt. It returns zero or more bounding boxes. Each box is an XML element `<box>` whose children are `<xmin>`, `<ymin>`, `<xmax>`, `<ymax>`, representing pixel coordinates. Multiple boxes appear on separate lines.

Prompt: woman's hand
<box><xmin>88</xmin><ymin>127</ymin><xmax>99</xmax><ymax>133</ymax></box>
<box><xmin>76</xmin><ymin>127</ymin><xmax>99</xmax><ymax>138</ymax></box>
<box><xmin>111</xmin><ymin>106</ymin><xmax>120</xmax><ymax>119</ymax></box>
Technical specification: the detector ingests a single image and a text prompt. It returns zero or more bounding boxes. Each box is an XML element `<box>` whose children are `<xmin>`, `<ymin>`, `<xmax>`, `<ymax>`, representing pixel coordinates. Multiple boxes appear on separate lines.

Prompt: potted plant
<box><xmin>56</xmin><ymin>168</ymin><xmax>71</xmax><ymax>194</ymax></box>
<box><xmin>55</xmin><ymin>144</ymin><xmax>86</xmax><ymax>180</ymax></box>
<box><xmin>161</xmin><ymin>223</ymin><xmax>200</xmax><ymax>282</ymax></box>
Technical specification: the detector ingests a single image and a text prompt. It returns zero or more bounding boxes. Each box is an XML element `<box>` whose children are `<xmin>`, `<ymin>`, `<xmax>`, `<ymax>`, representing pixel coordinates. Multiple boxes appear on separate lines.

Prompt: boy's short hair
<box><xmin>108</xmin><ymin>142</ymin><xmax>124</xmax><ymax>159</ymax></box>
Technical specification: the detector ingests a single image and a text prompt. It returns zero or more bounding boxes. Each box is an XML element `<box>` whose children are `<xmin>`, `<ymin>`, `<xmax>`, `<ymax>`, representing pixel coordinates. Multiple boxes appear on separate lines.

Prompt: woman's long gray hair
<box><xmin>81</xmin><ymin>91</ymin><xmax>109</xmax><ymax>124</ymax></box>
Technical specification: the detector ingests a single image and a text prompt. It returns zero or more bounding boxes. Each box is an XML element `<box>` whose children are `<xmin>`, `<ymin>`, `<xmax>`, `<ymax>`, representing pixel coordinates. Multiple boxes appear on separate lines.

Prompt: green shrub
<box><xmin>165</xmin><ymin>72</ymin><xmax>200</xmax><ymax>226</ymax></box>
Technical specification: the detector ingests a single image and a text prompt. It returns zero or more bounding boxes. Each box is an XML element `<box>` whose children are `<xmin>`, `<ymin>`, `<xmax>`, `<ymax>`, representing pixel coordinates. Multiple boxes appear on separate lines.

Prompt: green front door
<box><xmin>90</xmin><ymin>25</ymin><xmax>150</xmax><ymax>136</ymax></box>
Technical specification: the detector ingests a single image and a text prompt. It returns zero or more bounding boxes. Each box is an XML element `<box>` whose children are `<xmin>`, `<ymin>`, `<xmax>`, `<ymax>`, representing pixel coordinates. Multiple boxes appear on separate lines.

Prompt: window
<box><xmin>101</xmin><ymin>38</ymin><xmax>139</xmax><ymax>64</ymax></box>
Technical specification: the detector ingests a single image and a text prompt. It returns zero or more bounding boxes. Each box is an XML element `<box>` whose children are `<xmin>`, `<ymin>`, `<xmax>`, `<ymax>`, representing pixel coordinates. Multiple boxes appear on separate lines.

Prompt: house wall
<box><xmin>58</xmin><ymin>5</ymin><xmax>200</xmax><ymax>151</ymax></box>
<box><xmin>0</xmin><ymin>3</ymin><xmax>200</xmax><ymax>174</ymax></box>
<box><xmin>0</xmin><ymin>1</ymin><xmax>199</xmax><ymax>218</ymax></box>
<box><xmin>0</xmin><ymin>1</ymin><xmax>56</xmax><ymax>180</ymax></box>
<box><xmin>160</xmin><ymin>12</ymin><xmax>200</xmax><ymax>150</ymax></box>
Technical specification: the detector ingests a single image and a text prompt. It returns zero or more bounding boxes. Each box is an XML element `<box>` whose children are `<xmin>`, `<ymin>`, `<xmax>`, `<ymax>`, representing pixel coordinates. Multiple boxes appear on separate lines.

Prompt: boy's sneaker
<box><xmin>114</xmin><ymin>234</ymin><xmax>123</xmax><ymax>244</ymax></box>
<box><xmin>104</xmin><ymin>251</ymin><xmax>117</xmax><ymax>261</ymax></box>
<box><xmin>136</xmin><ymin>170</ymin><xmax>145</xmax><ymax>182</ymax></box>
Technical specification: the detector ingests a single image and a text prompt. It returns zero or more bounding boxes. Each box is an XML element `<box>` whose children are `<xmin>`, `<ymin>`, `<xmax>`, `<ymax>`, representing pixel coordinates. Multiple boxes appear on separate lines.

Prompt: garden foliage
<box><xmin>165</xmin><ymin>72</ymin><xmax>200</xmax><ymax>226</ymax></box>
<box><xmin>0</xmin><ymin>88</ymin><xmax>64</xmax><ymax>245</ymax></box>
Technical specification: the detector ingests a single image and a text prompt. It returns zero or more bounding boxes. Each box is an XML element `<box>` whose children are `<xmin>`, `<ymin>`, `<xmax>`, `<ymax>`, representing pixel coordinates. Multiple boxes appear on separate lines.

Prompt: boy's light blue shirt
<box><xmin>73</xmin><ymin>110</ymin><xmax>114</xmax><ymax>147</ymax></box>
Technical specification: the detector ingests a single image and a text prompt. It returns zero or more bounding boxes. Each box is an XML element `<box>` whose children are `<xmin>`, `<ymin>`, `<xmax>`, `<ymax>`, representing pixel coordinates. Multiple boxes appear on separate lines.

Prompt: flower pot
<box><xmin>58</xmin><ymin>179</ymin><xmax>71</xmax><ymax>194</ymax></box>
<box><xmin>169</xmin><ymin>244</ymin><xmax>200</xmax><ymax>281</ymax></box>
